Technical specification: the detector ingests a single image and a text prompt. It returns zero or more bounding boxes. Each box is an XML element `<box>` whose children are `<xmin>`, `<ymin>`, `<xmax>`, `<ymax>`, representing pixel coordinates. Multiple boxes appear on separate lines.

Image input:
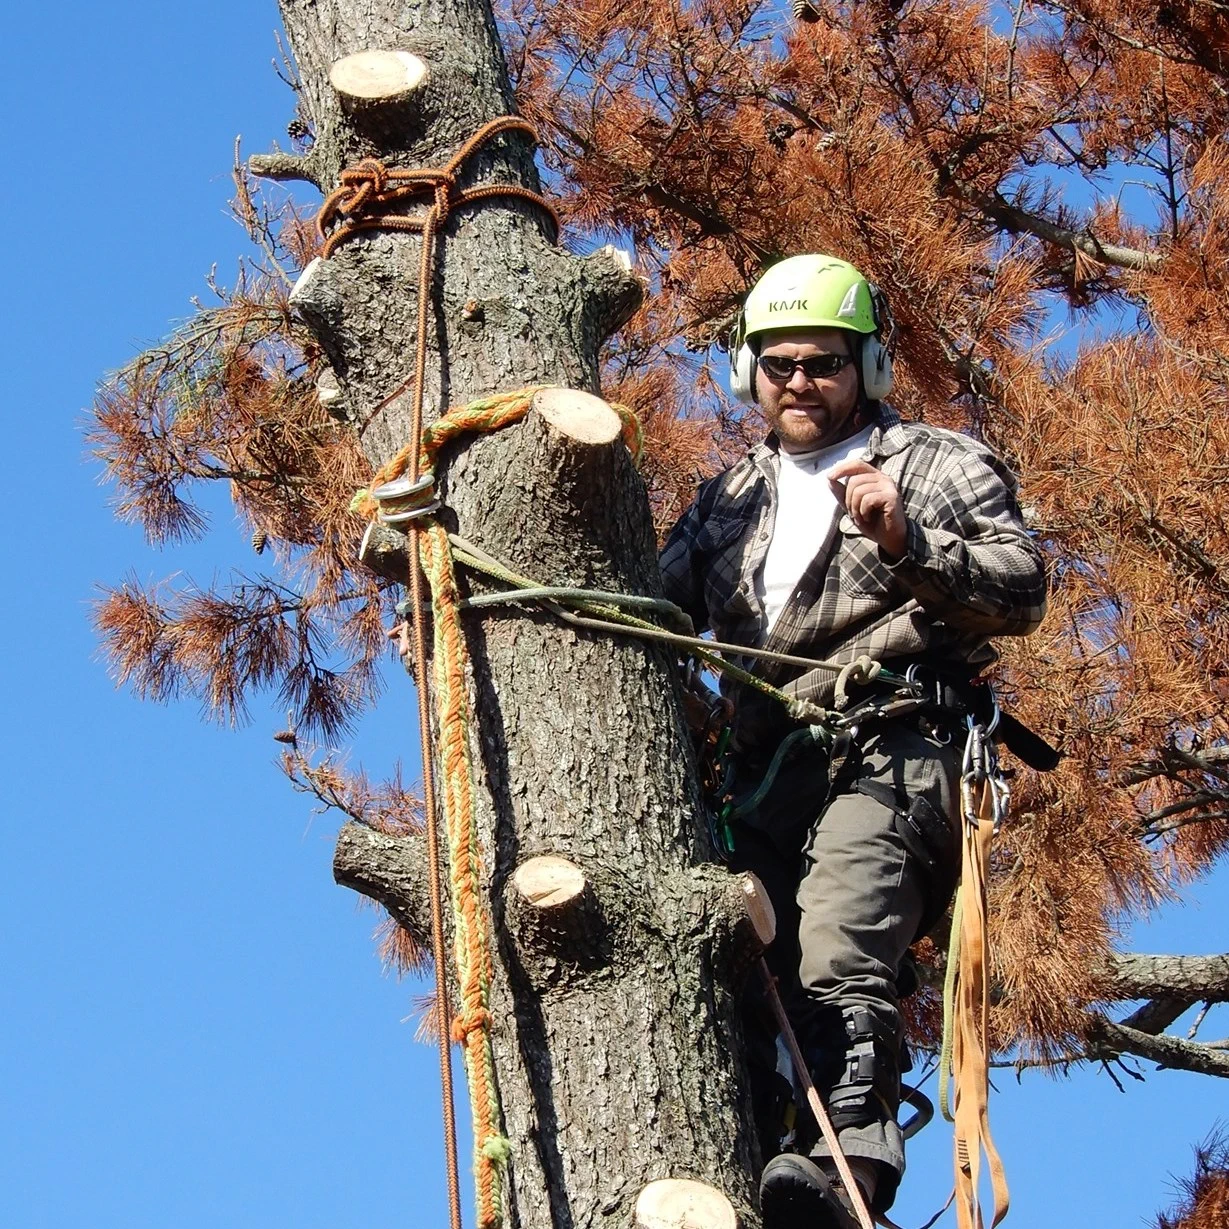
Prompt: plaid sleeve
<box><xmin>659</xmin><ymin>491</ymin><xmax>711</xmax><ymax>634</ymax></box>
<box><xmin>885</xmin><ymin>446</ymin><xmax>1047</xmax><ymax>636</ymax></box>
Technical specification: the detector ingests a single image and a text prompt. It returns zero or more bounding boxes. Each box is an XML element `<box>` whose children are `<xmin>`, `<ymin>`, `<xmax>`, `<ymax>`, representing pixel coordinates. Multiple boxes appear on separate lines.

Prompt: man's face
<box><xmin>756</xmin><ymin>327</ymin><xmax>861</xmax><ymax>454</ymax></box>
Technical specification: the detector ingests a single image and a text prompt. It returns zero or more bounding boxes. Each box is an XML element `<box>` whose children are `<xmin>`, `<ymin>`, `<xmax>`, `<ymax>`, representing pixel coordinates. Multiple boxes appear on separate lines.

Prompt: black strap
<box><xmin>889</xmin><ymin>666</ymin><xmax>1063</xmax><ymax>773</ymax></box>
<box><xmin>996</xmin><ymin>711</ymin><xmax>1061</xmax><ymax>772</ymax></box>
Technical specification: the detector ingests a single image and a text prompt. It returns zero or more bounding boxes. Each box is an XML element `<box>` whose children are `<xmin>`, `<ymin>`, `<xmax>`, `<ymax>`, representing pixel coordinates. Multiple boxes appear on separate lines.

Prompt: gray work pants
<box><xmin>732</xmin><ymin>720</ymin><xmax>961</xmax><ymax>1211</ymax></box>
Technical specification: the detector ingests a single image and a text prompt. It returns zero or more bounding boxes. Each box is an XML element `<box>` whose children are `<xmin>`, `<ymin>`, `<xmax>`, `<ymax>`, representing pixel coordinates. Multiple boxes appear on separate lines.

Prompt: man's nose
<box><xmin>786</xmin><ymin>366</ymin><xmax>812</xmax><ymax>392</ymax></box>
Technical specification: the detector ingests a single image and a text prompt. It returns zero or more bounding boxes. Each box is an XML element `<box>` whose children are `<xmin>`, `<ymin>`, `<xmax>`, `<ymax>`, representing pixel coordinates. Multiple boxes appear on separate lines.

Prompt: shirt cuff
<box><xmin>880</xmin><ymin>516</ymin><xmax>926</xmax><ymax>571</ymax></box>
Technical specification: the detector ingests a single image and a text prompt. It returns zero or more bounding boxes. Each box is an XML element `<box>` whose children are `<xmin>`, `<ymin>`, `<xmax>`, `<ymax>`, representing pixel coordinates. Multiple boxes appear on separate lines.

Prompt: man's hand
<box><xmin>827</xmin><ymin>459</ymin><xmax>909</xmax><ymax>561</ymax></box>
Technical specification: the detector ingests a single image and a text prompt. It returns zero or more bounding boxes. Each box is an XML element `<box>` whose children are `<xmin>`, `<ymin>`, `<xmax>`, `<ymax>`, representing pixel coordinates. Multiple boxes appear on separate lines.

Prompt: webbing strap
<box><xmin>951</xmin><ymin>779</ymin><xmax>1010</xmax><ymax>1229</ymax></box>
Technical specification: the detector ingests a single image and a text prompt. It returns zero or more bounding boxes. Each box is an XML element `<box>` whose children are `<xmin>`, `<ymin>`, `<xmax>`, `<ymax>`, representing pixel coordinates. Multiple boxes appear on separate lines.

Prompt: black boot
<box><xmin>759</xmin><ymin>1154</ymin><xmax>859</xmax><ymax>1229</ymax></box>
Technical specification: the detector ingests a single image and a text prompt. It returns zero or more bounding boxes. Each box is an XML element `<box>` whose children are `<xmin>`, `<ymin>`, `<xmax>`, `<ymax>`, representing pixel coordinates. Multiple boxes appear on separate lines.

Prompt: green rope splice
<box><xmin>482</xmin><ymin>1135</ymin><xmax>514</xmax><ymax>1164</ymax></box>
<box><xmin>939</xmin><ymin>886</ymin><xmax>964</xmax><ymax>1123</ymax></box>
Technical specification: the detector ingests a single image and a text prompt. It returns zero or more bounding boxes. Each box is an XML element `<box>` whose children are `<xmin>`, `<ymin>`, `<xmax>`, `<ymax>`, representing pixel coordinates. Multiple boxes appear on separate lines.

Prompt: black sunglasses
<box><xmin>757</xmin><ymin>353</ymin><xmax>853</xmax><ymax>381</ymax></box>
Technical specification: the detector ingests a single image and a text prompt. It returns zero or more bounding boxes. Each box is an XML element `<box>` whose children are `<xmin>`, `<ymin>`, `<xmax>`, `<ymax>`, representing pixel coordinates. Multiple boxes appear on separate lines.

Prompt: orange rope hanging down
<box><xmin>352</xmin><ymin>389</ymin><xmax>641</xmax><ymax>1229</ymax></box>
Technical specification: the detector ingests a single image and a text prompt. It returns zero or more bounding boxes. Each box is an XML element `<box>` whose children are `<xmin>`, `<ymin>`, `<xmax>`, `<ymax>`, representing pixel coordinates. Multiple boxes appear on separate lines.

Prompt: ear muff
<box><xmin>728</xmin><ymin>314</ymin><xmax>759</xmax><ymax>405</ymax></box>
<box><xmin>859</xmin><ymin>284</ymin><xmax>894</xmax><ymax>402</ymax></box>
<box><xmin>860</xmin><ymin>334</ymin><xmax>893</xmax><ymax>402</ymax></box>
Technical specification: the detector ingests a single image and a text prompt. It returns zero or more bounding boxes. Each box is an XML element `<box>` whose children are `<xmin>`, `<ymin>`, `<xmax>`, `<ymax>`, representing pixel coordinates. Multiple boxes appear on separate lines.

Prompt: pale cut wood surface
<box><xmin>532</xmin><ymin>387</ymin><xmax>622</xmax><ymax>444</ymax></box>
<box><xmin>512</xmin><ymin>855</ymin><xmax>588</xmax><ymax>909</ymax></box>
<box><xmin>635</xmin><ymin>1179</ymin><xmax>739</xmax><ymax>1229</ymax></box>
<box><xmin>329</xmin><ymin>49</ymin><xmax>429</xmax><ymax>100</ymax></box>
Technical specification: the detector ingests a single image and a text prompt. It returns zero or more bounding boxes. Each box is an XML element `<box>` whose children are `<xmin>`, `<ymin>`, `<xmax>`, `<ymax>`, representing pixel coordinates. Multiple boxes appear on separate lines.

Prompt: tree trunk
<box><xmin>262</xmin><ymin>2</ymin><xmax>767</xmax><ymax>1225</ymax></box>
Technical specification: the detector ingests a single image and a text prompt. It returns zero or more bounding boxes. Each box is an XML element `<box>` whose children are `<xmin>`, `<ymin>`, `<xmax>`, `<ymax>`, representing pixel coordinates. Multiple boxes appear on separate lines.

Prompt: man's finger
<box><xmin>829</xmin><ymin>472</ymin><xmax>878</xmax><ymax>505</ymax></box>
<box><xmin>826</xmin><ymin>457</ymin><xmax>879</xmax><ymax>481</ymax></box>
<box><xmin>838</xmin><ymin>473</ymin><xmax>887</xmax><ymax>511</ymax></box>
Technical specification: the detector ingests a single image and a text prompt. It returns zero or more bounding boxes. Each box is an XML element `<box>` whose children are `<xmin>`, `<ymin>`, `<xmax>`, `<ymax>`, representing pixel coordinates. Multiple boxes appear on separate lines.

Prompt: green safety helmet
<box><xmin>729</xmin><ymin>253</ymin><xmax>894</xmax><ymax>405</ymax></box>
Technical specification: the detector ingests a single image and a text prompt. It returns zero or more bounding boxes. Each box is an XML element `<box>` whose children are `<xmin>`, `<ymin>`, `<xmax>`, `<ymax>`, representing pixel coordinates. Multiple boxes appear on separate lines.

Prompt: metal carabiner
<box><xmin>984</xmin><ymin>694</ymin><xmax>1002</xmax><ymax>739</ymax></box>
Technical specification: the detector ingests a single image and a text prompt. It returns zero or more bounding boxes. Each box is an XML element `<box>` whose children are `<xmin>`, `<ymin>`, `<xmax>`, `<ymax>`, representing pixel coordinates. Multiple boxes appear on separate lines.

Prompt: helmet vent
<box><xmin>836</xmin><ymin>284</ymin><xmax>861</xmax><ymax>319</ymax></box>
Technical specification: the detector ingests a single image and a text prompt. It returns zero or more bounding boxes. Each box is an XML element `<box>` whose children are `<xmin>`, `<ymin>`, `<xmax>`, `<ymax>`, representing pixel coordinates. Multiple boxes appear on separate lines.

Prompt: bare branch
<box><xmin>248</xmin><ymin>151</ymin><xmax>325</xmax><ymax>189</ymax></box>
<box><xmin>1106</xmin><ymin>954</ymin><xmax>1229</xmax><ymax>1004</ymax></box>
<box><xmin>1120</xmin><ymin>996</ymin><xmax>1196</xmax><ymax>1035</ymax></box>
<box><xmin>333</xmin><ymin>821</ymin><xmax>437</xmax><ymax>954</ymax></box>
<box><xmin>947</xmin><ymin>182</ymin><xmax>1164</xmax><ymax>272</ymax></box>
<box><xmin>1085</xmin><ymin>1016</ymin><xmax>1229</xmax><ymax>1077</ymax></box>
<box><xmin>1121</xmin><ymin>745</ymin><xmax>1229</xmax><ymax>787</ymax></box>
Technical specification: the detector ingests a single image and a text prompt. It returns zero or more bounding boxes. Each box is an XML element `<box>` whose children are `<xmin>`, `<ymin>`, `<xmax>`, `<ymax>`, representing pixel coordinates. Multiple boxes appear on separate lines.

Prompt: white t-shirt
<box><xmin>756</xmin><ymin>424</ymin><xmax>876</xmax><ymax>633</ymax></box>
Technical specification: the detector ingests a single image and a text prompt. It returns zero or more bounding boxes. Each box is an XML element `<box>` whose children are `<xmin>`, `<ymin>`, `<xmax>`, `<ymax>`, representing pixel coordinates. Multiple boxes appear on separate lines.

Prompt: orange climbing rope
<box><xmin>353</xmin><ymin>388</ymin><xmax>639</xmax><ymax>1229</ymax></box>
<box><xmin>316</xmin><ymin>116</ymin><xmax>560</xmax><ymax>259</ymax></box>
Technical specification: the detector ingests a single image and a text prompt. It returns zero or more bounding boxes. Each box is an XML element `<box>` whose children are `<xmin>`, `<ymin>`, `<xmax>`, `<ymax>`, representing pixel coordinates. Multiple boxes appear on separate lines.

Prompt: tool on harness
<box><xmin>832</xmin><ymin>662</ymin><xmax>1060</xmax><ymax>773</ymax></box>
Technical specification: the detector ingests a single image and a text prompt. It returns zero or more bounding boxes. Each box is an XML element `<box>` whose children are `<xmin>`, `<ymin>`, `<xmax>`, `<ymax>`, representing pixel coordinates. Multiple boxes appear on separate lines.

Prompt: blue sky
<box><xmin>1</xmin><ymin>3</ymin><xmax>1224</xmax><ymax>1228</ymax></box>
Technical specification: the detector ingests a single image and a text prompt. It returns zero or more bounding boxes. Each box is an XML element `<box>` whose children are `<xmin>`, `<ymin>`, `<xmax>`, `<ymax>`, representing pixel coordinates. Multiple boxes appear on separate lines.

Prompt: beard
<box><xmin>770</xmin><ymin>396</ymin><xmax>861</xmax><ymax>452</ymax></box>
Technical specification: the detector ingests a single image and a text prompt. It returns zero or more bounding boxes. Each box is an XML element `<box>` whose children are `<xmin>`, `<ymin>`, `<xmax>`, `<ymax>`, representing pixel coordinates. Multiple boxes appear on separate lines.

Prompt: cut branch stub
<box><xmin>512</xmin><ymin>854</ymin><xmax>588</xmax><ymax>911</ymax></box>
<box><xmin>635</xmin><ymin>1179</ymin><xmax>739</xmax><ymax>1229</ymax></box>
<box><xmin>531</xmin><ymin>387</ymin><xmax>623</xmax><ymax>445</ymax></box>
<box><xmin>505</xmin><ymin>854</ymin><xmax>606</xmax><ymax>986</ymax></box>
<box><xmin>329</xmin><ymin>48</ymin><xmax>430</xmax><ymax>106</ymax></box>
<box><xmin>740</xmin><ymin>872</ymin><xmax>776</xmax><ymax>949</ymax></box>
<box><xmin>289</xmin><ymin>257</ymin><xmax>345</xmax><ymax>342</ymax></box>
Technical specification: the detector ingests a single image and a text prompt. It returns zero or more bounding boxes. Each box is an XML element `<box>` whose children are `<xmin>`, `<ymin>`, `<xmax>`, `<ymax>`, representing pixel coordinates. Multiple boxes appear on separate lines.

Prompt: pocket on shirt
<box><xmin>697</xmin><ymin>517</ymin><xmax>754</xmax><ymax>619</ymax></box>
<box><xmin>836</xmin><ymin>518</ymin><xmax>901</xmax><ymax>600</ymax></box>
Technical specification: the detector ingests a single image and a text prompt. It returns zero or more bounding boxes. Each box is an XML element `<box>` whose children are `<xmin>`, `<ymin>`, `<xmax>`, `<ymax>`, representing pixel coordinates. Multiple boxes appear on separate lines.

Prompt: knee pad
<box><xmin>803</xmin><ymin>1006</ymin><xmax>901</xmax><ymax>1134</ymax></box>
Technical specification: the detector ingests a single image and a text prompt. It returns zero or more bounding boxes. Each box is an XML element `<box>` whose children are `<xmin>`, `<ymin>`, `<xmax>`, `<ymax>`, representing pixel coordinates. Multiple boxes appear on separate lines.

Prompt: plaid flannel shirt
<box><xmin>659</xmin><ymin>403</ymin><xmax>1047</xmax><ymax>750</ymax></box>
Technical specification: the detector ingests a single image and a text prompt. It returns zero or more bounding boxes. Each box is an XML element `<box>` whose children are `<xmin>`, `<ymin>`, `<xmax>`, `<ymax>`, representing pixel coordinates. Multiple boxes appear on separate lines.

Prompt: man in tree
<box><xmin>659</xmin><ymin>254</ymin><xmax>1047</xmax><ymax>1227</ymax></box>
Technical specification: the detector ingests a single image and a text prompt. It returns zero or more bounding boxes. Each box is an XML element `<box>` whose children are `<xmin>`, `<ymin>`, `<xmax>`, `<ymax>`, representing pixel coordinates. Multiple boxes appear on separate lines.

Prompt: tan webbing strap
<box><xmin>951</xmin><ymin>778</ymin><xmax>1009</xmax><ymax>1229</ymax></box>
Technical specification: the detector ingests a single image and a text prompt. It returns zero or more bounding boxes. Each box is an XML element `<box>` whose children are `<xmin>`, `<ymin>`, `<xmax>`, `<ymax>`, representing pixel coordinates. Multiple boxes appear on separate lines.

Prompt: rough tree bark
<box><xmin>255</xmin><ymin>2</ymin><xmax>769</xmax><ymax>1226</ymax></box>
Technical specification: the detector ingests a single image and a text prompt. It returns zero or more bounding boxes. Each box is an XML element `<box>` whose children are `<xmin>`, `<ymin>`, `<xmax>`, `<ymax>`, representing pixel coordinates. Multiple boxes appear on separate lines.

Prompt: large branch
<box><xmin>1106</xmin><ymin>953</ymin><xmax>1229</xmax><ymax>1003</ymax></box>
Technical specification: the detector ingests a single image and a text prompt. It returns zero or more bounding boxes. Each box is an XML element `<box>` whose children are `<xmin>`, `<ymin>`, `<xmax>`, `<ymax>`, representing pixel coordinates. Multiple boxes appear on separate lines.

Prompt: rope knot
<box><xmin>833</xmin><ymin>654</ymin><xmax>883</xmax><ymax>712</ymax></box>
<box><xmin>434</xmin><ymin>176</ymin><xmax>458</xmax><ymax>219</ymax></box>
<box><xmin>335</xmin><ymin>157</ymin><xmax>391</xmax><ymax>215</ymax></box>
<box><xmin>451</xmin><ymin>1008</ymin><xmax>493</xmax><ymax>1044</ymax></box>
<box><xmin>315</xmin><ymin>115</ymin><xmax>560</xmax><ymax>261</ymax></box>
